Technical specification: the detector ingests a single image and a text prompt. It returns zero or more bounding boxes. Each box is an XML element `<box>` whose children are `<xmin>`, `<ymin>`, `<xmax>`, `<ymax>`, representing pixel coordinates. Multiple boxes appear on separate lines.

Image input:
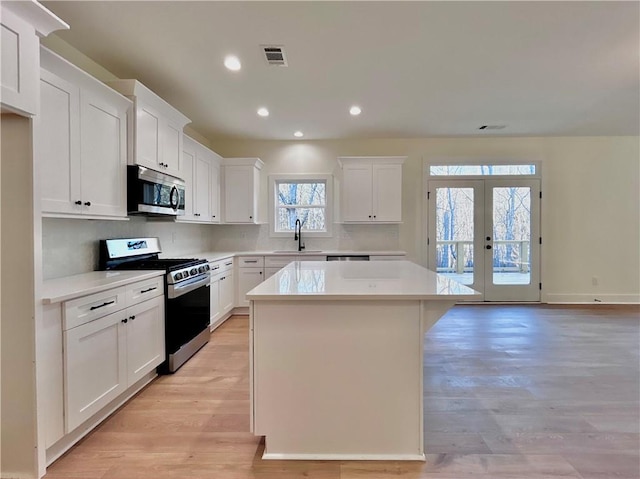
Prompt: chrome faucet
<box><xmin>294</xmin><ymin>219</ymin><xmax>305</xmax><ymax>252</ymax></box>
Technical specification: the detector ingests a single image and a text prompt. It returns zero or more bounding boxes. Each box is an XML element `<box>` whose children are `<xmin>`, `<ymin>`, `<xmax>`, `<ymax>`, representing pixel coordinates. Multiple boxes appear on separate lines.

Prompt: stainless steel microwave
<box><xmin>127</xmin><ymin>165</ymin><xmax>185</xmax><ymax>216</ymax></box>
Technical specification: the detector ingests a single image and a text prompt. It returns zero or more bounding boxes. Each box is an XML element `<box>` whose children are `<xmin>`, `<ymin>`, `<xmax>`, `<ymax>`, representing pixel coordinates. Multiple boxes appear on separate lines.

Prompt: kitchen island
<box><xmin>247</xmin><ymin>260</ymin><xmax>479</xmax><ymax>461</ymax></box>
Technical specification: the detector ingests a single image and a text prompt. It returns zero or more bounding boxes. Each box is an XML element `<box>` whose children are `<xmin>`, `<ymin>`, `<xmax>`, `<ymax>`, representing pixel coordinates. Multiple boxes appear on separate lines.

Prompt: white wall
<box><xmin>211</xmin><ymin>136</ymin><xmax>640</xmax><ymax>303</ymax></box>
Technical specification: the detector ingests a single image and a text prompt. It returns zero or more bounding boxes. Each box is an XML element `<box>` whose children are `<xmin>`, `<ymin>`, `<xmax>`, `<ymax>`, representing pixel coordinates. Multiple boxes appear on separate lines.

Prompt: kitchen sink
<box><xmin>272</xmin><ymin>250</ymin><xmax>323</xmax><ymax>254</ymax></box>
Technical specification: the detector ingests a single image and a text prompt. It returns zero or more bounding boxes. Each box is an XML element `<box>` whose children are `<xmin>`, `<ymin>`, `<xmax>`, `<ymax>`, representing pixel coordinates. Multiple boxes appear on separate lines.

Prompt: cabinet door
<box><xmin>125</xmin><ymin>296</ymin><xmax>165</xmax><ymax>386</ymax></box>
<box><xmin>80</xmin><ymin>88</ymin><xmax>128</xmax><ymax>217</ymax></box>
<box><xmin>181</xmin><ymin>142</ymin><xmax>196</xmax><ymax>220</ymax></box>
<box><xmin>194</xmin><ymin>154</ymin><xmax>211</xmax><ymax>219</ymax></box>
<box><xmin>36</xmin><ymin>69</ymin><xmax>81</xmax><ymax>215</ymax></box>
<box><xmin>1</xmin><ymin>9</ymin><xmax>39</xmax><ymax>116</ymax></box>
<box><xmin>237</xmin><ymin>268</ymin><xmax>264</xmax><ymax>307</ymax></box>
<box><xmin>224</xmin><ymin>165</ymin><xmax>254</xmax><ymax>223</ymax></box>
<box><xmin>210</xmin><ymin>162</ymin><xmax>220</xmax><ymax>223</ymax></box>
<box><xmin>162</xmin><ymin>119</ymin><xmax>182</xmax><ymax>178</ymax></box>
<box><xmin>372</xmin><ymin>163</ymin><xmax>402</xmax><ymax>222</ymax></box>
<box><xmin>219</xmin><ymin>271</ymin><xmax>235</xmax><ymax>313</ymax></box>
<box><xmin>342</xmin><ymin>164</ymin><xmax>373</xmax><ymax>222</ymax></box>
<box><xmin>135</xmin><ymin>101</ymin><xmax>162</xmax><ymax>170</ymax></box>
<box><xmin>209</xmin><ymin>275</ymin><xmax>222</xmax><ymax>329</ymax></box>
<box><xmin>64</xmin><ymin>311</ymin><xmax>127</xmax><ymax>432</ymax></box>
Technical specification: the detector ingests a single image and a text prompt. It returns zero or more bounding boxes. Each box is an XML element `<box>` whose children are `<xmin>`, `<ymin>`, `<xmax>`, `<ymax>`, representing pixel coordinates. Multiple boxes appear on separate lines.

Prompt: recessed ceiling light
<box><xmin>293</xmin><ymin>131</ymin><xmax>304</xmax><ymax>138</ymax></box>
<box><xmin>349</xmin><ymin>106</ymin><xmax>362</xmax><ymax>116</ymax></box>
<box><xmin>257</xmin><ymin>107</ymin><xmax>269</xmax><ymax>117</ymax></box>
<box><xmin>224</xmin><ymin>55</ymin><xmax>241</xmax><ymax>71</ymax></box>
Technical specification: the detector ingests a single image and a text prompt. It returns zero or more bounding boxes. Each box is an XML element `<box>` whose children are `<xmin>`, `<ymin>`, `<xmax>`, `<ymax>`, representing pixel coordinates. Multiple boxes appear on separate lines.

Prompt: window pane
<box><xmin>492</xmin><ymin>187</ymin><xmax>531</xmax><ymax>285</ymax></box>
<box><xmin>277</xmin><ymin>182</ymin><xmax>325</xmax><ymax>206</ymax></box>
<box><xmin>277</xmin><ymin>207</ymin><xmax>325</xmax><ymax>232</ymax></box>
<box><xmin>430</xmin><ymin>165</ymin><xmax>536</xmax><ymax>176</ymax></box>
<box><xmin>435</xmin><ymin>187</ymin><xmax>475</xmax><ymax>285</ymax></box>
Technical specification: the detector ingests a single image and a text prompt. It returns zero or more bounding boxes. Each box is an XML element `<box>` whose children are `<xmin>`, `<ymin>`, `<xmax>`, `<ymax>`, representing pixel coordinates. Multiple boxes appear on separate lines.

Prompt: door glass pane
<box><xmin>435</xmin><ymin>188</ymin><xmax>474</xmax><ymax>285</ymax></box>
<box><xmin>492</xmin><ymin>187</ymin><xmax>531</xmax><ymax>285</ymax></box>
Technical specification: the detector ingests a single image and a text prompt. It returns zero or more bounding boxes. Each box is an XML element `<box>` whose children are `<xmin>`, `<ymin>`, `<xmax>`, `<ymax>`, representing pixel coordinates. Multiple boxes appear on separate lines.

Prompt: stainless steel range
<box><xmin>100</xmin><ymin>237</ymin><xmax>210</xmax><ymax>373</ymax></box>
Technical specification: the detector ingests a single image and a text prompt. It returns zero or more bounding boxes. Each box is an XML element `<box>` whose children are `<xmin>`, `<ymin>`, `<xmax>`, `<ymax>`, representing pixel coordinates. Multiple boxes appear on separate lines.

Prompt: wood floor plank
<box><xmin>44</xmin><ymin>306</ymin><xmax>639</xmax><ymax>478</ymax></box>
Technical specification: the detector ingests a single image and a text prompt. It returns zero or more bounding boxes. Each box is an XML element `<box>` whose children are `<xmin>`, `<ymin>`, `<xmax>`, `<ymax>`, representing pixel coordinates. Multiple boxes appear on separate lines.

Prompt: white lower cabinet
<box><xmin>237</xmin><ymin>269</ymin><xmax>264</xmax><ymax>307</ymax></box>
<box><xmin>209</xmin><ymin>258</ymin><xmax>235</xmax><ymax>330</ymax></box>
<box><xmin>125</xmin><ymin>296</ymin><xmax>165</xmax><ymax>385</ymax></box>
<box><xmin>236</xmin><ymin>256</ymin><xmax>265</xmax><ymax>307</ymax></box>
<box><xmin>64</xmin><ymin>309</ymin><xmax>127</xmax><ymax>432</ymax></box>
<box><xmin>220</xmin><ymin>271</ymin><xmax>235</xmax><ymax>314</ymax></box>
<box><xmin>44</xmin><ymin>277</ymin><xmax>165</xmax><ymax>455</ymax></box>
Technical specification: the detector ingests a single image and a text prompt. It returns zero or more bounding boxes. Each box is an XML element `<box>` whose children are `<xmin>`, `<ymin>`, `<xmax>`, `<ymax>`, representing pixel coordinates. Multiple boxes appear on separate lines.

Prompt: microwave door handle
<box><xmin>170</xmin><ymin>186</ymin><xmax>179</xmax><ymax>209</ymax></box>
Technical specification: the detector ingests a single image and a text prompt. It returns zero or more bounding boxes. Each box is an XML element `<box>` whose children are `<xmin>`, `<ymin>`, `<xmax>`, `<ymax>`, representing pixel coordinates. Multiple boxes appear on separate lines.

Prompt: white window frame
<box><xmin>268</xmin><ymin>174</ymin><xmax>333</xmax><ymax>238</ymax></box>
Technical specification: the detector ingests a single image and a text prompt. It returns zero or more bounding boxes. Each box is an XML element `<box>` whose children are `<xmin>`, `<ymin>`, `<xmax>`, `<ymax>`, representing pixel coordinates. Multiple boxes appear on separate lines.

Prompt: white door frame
<box><xmin>423</xmin><ymin>161</ymin><xmax>542</xmax><ymax>302</ymax></box>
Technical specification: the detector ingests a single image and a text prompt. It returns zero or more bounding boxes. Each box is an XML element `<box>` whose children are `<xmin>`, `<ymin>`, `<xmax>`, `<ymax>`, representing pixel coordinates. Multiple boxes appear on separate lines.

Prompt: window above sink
<box><xmin>268</xmin><ymin>174</ymin><xmax>333</xmax><ymax>238</ymax></box>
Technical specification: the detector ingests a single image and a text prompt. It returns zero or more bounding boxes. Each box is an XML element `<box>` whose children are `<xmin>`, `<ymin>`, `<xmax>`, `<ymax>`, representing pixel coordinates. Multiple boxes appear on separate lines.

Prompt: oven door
<box><xmin>128</xmin><ymin>165</ymin><xmax>185</xmax><ymax>216</ymax></box>
<box><xmin>164</xmin><ymin>274</ymin><xmax>210</xmax><ymax>372</ymax></box>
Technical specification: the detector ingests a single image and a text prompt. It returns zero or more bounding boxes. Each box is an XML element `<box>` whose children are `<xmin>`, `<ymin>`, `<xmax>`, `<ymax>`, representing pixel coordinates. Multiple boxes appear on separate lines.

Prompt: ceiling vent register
<box><xmin>261</xmin><ymin>45</ymin><xmax>288</xmax><ymax>66</ymax></box>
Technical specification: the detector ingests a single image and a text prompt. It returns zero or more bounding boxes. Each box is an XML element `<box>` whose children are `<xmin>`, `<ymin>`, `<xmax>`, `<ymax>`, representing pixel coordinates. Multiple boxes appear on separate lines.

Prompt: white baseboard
<box><xmin>1</xmin><ymin>473</ymin><xmax>36</xmax><ymax>479</ymax></box>
<box><xmin>261</xmin><ymin>453</ymin><xmax>426</xmax><ymax>461</ymax></box>
<box><xmin>544</xmin><ymin>293</ymin><xmax>640</xmax><ymax>304</ymax></box>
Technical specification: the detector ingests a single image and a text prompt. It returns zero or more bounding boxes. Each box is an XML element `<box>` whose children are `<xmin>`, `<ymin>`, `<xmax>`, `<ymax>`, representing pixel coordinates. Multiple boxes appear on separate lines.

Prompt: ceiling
<box><xmin>42</xmin><ymin>1</ymin><xmax>639</xmax><ymax>141</ymax></box>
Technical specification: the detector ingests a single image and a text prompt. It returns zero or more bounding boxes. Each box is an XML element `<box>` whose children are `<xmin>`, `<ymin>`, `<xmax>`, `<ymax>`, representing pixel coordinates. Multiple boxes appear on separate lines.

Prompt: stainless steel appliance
<box><xmin>326</xmin><ymin>255</ymin><xmax>370</xmax><ymax>261</ymax></box>
<box><xmin>100</xmin><ymin>237</ymin><xmax>210</xmax><ymax>373</ymax></box>
<box><xmin>127</xmin><ymin>165</ymin><xmax>185</xmax><ymax>216</ymax></box>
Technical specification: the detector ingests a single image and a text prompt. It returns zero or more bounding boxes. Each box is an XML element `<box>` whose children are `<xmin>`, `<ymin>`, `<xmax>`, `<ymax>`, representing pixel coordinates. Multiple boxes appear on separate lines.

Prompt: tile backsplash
<box><xmin>42</xmin><ymin>217</ymin><xmax>214</xmax><ymax>280</ymax></box>
<box><xmin>42</xmin><ymin>218</ymin><xmax>401</xmax><ymax>280</ymax></box>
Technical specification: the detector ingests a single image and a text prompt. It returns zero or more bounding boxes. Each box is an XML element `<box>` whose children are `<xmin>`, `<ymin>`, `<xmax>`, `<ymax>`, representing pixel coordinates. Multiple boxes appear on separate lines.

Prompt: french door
<box><xmin>427</xmin><ymin>179</ymin><xmax>540</xmax><ymax>301</ymax></box>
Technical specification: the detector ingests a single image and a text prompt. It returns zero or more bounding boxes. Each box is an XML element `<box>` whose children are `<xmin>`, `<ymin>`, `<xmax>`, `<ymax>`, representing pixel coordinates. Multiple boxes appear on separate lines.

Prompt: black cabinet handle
<box><xmin>140</xmin><ymin>287</ymin><xmax>157</xmax><ymax>293</ymax></box>
<box><xmin>212</xmin><ymin>215</ymin><xmax>216</xmax><ymax>218</ymax></box>
<box><xmin>373</xmin><ymin>215</ymin><xmax>376</xmax><ymax>219</ymax></box>
<box><xmin>84</xmin><ymin>201</ymin><xmax>91</xmax><ymax>206</ymax></box>
<box><xmin>90</xmin><ymin>300</ymin><xmax>115</xmax><ymax>311</ymax></box>
<box><xmin>486</xmin><ymin>236</ymin><xmax>491</xmax><ymax>241</ymax></box>
<box><xmin>249</xmin><ymin>216</ymin><xmax>253</xmax><ymax>219</ymax></box>
<box><xmin>368</xmin><ymin>215</ymin><xmax>372</xmax><ymax>218</ymax></box>
<box><xmin>486</xmin><ymin>245</ymin><xmax>492</xmax><ymax>250</ymax></box>
<box><xmin>129</xmin><ymin>315</ymin><xmax>136</xmax><ymax>321</ymax></box>
<box><xmin>75</xmin><ymin>200</ymin><xmax>82</xmax><ymax>205</ymax></box>
<box><xmin>121</xmin><ymin>318</ymin><xmax>128</xmax><ymax>324</ymax></box>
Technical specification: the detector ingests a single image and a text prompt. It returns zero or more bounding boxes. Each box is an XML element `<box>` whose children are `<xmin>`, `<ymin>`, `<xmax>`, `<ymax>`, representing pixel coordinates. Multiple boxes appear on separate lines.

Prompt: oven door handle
<box><xmin>168</xmin><ymin>273</ymin><xmax>211</xmax><ymax>299</ymax></box>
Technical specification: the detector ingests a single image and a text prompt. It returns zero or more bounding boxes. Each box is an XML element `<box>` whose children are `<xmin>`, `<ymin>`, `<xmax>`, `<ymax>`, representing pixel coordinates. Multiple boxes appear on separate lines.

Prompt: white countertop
<box><xmin>42</xmin><ymin>270</ymin><xmax>165</xmax><ymax>304</ymax></box>
<box><xmin>246</xmin><ymin>260</ymin><xmax>480</xmax><ymax>301</ymax></box>
<box><xmin>186</xmin><ymin>250</ymin><xmax>406</xmax><ymax>262</ymax></box>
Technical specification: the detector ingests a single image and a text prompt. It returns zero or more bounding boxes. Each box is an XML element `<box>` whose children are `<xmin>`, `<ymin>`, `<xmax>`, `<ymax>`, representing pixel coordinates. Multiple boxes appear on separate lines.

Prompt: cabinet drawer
<box><xmin>238</xmin><ymin>256</ymin><xmax>264</xmax><ymax>267</ymax></box>
<box><xmin>264</xmin><ymin>256</ymin><xmax>297</xmax><ymax>268</ymax></box>
<box><xmin>125</xmin><ymin>277</ymin><xmax>163</xmax><ymax>305</ymax></box>
<box><xmin>209</xmin><ymin>257</ymin><xmax>234</xmax><ymax>275</ymax></box>
<box><xmin>63</xmin><ymin>287</ymin><xmax>126</xmax><ymax>331</ymax></box>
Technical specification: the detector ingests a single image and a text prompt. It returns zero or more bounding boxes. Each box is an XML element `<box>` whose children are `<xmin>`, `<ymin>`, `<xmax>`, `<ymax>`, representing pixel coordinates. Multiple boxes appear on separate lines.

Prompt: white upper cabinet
<box><xmin>35</xmin><ymin>48</ymin><xmax>130</xmax><ymax>219</ymax></box>
<box><xmin>178</xmin><ymin>135</ymin><xmax>222</xmax><ymax>224</ymax></box>
<box><xmin>1</xmin><ymin>0</ymin><xmax>68</xmax><ymax>116</ymax></box>
<box><xmin>339</xmin><ymin>156</ymin><xmax>406</xmax><ymax>223</ymax></box>
<box><xmin>107</xmin><ymin>79</ymin><xmax>190</xmax><ymax>180</ymax></box>
<box><xmin>222</xmin><ymin>158</ymin><xmax>264</xmax><ymax>224</ymax></box>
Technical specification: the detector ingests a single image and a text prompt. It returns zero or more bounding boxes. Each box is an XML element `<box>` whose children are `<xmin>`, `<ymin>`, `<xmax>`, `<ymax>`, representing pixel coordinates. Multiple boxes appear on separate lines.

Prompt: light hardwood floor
<box><xmin>44</xmin><ymin>305</ymin><xmax>639</xmax><ymax>479</ymax></box>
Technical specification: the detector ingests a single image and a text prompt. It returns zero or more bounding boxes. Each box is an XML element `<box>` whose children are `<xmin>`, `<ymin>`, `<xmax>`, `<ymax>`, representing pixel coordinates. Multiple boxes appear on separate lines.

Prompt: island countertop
<box><xmin>246</xmin><ymin>260</ymin><xmax>480</xmax><ymax>301</ymax></box>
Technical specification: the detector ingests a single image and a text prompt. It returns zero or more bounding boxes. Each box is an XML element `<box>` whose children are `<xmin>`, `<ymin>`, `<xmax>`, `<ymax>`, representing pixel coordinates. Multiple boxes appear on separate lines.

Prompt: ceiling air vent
<box><xmin>478</xmin><ymin>125</ymin><xmax>506</xmax><ymax>130</ymax></box>
<box><xmin>261</xmin><ymin>45</ymin><xmax>288</xmax><ymax>66</ymax></box>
